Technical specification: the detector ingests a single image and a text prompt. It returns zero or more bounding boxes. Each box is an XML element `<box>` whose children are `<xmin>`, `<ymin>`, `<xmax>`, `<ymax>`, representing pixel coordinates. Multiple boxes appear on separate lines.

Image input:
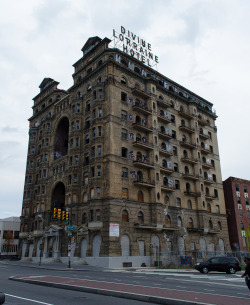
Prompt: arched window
<box><xmin>137</xmin><ymin>171</ymin><xmax>143</xmax><ymax>181</ymax></box>
<box><xmin>136</xmin><ymin>152</ymin><xmax>142</xmax><ymax>161</ymax></box>
<box><xmin>163</xmin><ymin>176</ymin><xmax>168</xmax><ymax>186</ymax></box>
<box><xmin>136</xmin><ymin>133</ymin><xmax>141</xmax><ymax>141</ymax></box>
<box><xmin>186</xmin><ymin>183</ymin><xmax>191</xmax><ymax>192</ymax></box>
<box><xmin>188</xmin><ymin>218</ymin><xmax>193</xmax><ymax>228</ymax></box>
<box><xmin>209</xmin><ymin>220</ymin><xmax>213</xmax><ymax>230</ymax></box>
<box><xmin>82</xmin><ymin>213</ymin><xmax>87</xmax><ymax>224</ymax></box>
<box><xmin>164</xmin><ymin>195</ymin><xmax>170</xmax><ymax>204</ymax></box>
<box><xmin>184</xmin><ymin>166</ymin><xmax>189</xmax><ymax>174</ymax></box>
<box><xmin>162</xmin><ymin>159</ymin><xmax>167</xmax><ymax>167</ymax></box>
<box><xmin>121</xmin><ymin>76</ymin><xmax>127</xmax><ymax>84</ymax></box>
<box><xmin>183</xmin><ymin>150</ymin><xmax>188</xmax><ymax>158</ymax></box>
<box><xmin>176</xmin><ymin>197</ymin><xmax>181</xmax><ymax>207</ymax></box>
<box><xmin>122</xmin><ymin>210</ymin><xmax>129</xmax><ymax>222</ymax></box>
<box><xmin>165</xmin><ymin>215</ymin><xmax>171</xmax><ymax>226</ymax></box>
<box><xmin>177</xmin><ymin>216</ymin><xmax>182</xmax><ymax>227</ymax></box>
<box><xmin>138</xmin><ymin>191</ymin><xmax>143</xmax><ymax>202</ymax></box>
<box><xmin>138</xmin><ymin>211</ymin><xmax>144</xmax><ymax>223</ymax></box>
<box><xmin>218</xmin><ymin>221</ymin><xmax>222</xmax><ymax>230</ymax></box>
<box><xmin>187</xmin><ymin>200</ymin><xmax>192</xmax><ymax>209</ymax></box>
<box><xmin>181</xmin><ymin>119</ymin><xmax>185</xmax><ymax>126</ymax></box>
<box><xmin>207</xmin><ymin>203</ymin><xmax>211</xmax><ymax>212</ymax></box>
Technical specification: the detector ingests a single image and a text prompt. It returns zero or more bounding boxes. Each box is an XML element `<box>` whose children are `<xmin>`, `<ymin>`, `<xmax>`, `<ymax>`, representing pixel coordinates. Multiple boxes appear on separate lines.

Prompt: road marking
<box><xmin>203</xmin><ymin>289</ymin><xmax>215</xmax><ymax>292</ymax></box>
<box><xmin>5</xmin><ymin>294</ymin><xmax>54</xmax><ymax>305</ymax></box>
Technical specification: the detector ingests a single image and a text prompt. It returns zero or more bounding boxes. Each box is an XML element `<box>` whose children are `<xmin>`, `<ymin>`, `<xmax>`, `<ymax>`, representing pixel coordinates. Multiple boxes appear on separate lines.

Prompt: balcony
<box><xmin>198</xmin><ymin>116</ymin><xmax>208</xmax><ymax>126</ymax></box>
<box><xmin>180</xmin><ymin>141</ymin><xmax>196</xmax><ymax>149</ymax></box>
<box><xmin>158</xmin><ymin>114</ymin><xmax>171</xmax><ymax>124</ymax></box>
<box><xmin>160</xmin><ymin>166</ymin><xmax>174</xmax><ymax>174</ymax></box>
<box><xmin>202</xmin><ymin>162</ymin><xmax>213</xmax><ymax>169</ymax></box>
<box><xmin>133</xmin><ymin>159</ymin><xmax>154</xmax><ymax>169</ymax></box>
<box><xmin>33</xmin><ymin>230</ymin><xmax>44</xmax><ymax>237</ymax></box>
<box><xmin>182</xmin><ymin>173</ymin><xmax>199</xmax><ymax>181</ymax></box>
<box><xmin>19</xmin><ymin>232</ymin><xmax>29</xmax><ymax>238</ymax></box>
<box><xmin>132</xmin><ymin>104</ymin><xmax>152</xmax><ymax>115</ymax></box>
<box><xmin>199</xmin><ymin>131</ymin><xmax>209</xmax><ymax>140</ymax></box>
<box><xmin>200</xmin><ymin>146</ymin><xmax>211</xmax><ymax>154</ymax></box>
<box><xmin>134</xmin><ymin>223</ymin><xmax>168</xmax><ymax>231</ymax></box>
<box><xmin>179</xmin><ymin>124</ymin><xmax>195</xmax><ymax>134</ymax></box>
<box><xmin>132</xmin><ymin>140</ymin><xmax>154</xmax><ymax>150</ymax></box>
<box><xmin>178</xmin><ymin>109</ymin><xmax>193</xmax><ymax>119</ymax></box>
<box><xmin>157</xmin><ymin>98</ymin><xmax>170</xmax><ymax>108</ymax></box>
<box><xmin>204</xmin><ymin>178</ymin><xmax>214</xmax><ymax>185</ymax></box>
<box><xmin>187</xmin><ymin>227</ymin><xmax>204</xmax><ymax>233</ymax></box>
<box><xmin>205</xmin><ymin>194</ymin><xmax>216</xmax><ymax>200</ymax></box>
<box><xmin>159</xmin><ymin>148</ymin><xmax>173</xmax><ymax>157</ymax></box>
<box><xmin>132</xmin><ymin>122</ymin><xmax>153</xmax><ymax>133</ymax></box>
<box><xmin>88</xmin><ymin>221</ymin><xmax>103</xmax><ymax>231</ymax></box>
<box><xmin>158</xmin><ymin>131</ymin><xmax>172</xmax><ymax>140</ymax></box>
<box><xmin>181</xmin><ymin>157</ymin><xmax>198</xmax><ymax>164</ymax></box>
<box><xmin>133</xmin><ymin>179</ymin><xmax>155</xmax><ymax>188</ymax></box>
<box><xmin>132</xmin><ymin>87</ymin><xmax>151</xmax><ymax>99</ymax></box>
<box><xmin>161</xmin><ymin>185</ymin><xmax>176</xmax><ymax>192</ymax></box>
<box><xmin>184</xmin><ymin>191</ymin><xmax>201</xmax><ymax>197</ymax></box>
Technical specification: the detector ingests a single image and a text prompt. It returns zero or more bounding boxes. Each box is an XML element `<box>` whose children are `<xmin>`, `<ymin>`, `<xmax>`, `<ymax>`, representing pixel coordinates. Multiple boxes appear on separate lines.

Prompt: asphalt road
<box><xmin>0</xmin><ymin>261</ymin><xmax>250</xmax><ymax>304</ymax></box>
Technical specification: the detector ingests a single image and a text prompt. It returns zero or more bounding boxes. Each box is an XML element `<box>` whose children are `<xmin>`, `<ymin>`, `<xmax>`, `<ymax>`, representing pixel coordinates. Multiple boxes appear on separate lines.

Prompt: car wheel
<box><xmin>202</xmin><ymin>267</ymin><xmax>209</xmax><ymax>274</ymax></box>
<box><xmin>227</xmin><ymin>267</ymin><xmax>236</xmax><ymax>274</ymax></box>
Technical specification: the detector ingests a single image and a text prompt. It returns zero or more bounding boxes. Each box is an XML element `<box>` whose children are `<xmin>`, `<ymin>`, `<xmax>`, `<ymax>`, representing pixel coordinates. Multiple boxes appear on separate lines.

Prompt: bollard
<box><xmin>0</xmin><ymin>292</ymin><xmax>5</xmax><ymax>304</ymax></box>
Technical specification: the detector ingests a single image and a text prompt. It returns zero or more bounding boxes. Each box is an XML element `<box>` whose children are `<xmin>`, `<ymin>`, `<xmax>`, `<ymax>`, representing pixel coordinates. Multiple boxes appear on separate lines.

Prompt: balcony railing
<box><xmin>202</xmin><ymin>162</ymin><xmax>213</xmax><ymax>169</ymax></box>
<box><xmin>133</xmin><ymin>159</ymin><xmax>154</xmax><ymax>169</ymax></box>
<box><xmin>159</xmin><ymin>148</ymin><xmax>173</xmax><ymax>156</ymax></box>
<box><xmin>132</xmin><ymin>104</ymin><xmax>152</xmax><ymax>115</ymax></box>
<box><xmin>157</xmin><ymin>99</ymin><xmax>170</xmax><ymax>108</ymax></box>
<box><xmin>179</xmin><ymin>124</ymin><xmax>195</xmax><ymax>134</ymax></box>
<box><xmin>158</xmin><ymin>131</ymin><xmax>172</xmax><ymax>140</ymax></box>
<box><xmin>178</xmin><ymin>109</ymin><xmax>193</xmax><ymax>119</ymax></box>
<box><xmin>161</xmin><ymin>185</ymin><xmax>176</xmax><ymax>192</ymax></box>
<box><xmin>132</xmin><ymin>122</ymin><xmax>153</xmax><ymax>132</ymax></box>
<box><xmin>132</xmin><ymin>140</ymin><xmax>154</xmax><ymax>150</ymax></box>
<box><xmin>133</xmin><ymin>179</ymin><xmax>155</xmax><ymax>188</ymax></box>
<box><xmin>158</xmin><ymin>114</ymin><xmax>171</xmax><ymax>123</ymax></box>
<box><xmin>182</xmin><ymin>173</ymin><xmax>199</xmax><ymax>181</ymax></box>
<box><xmin>184</xmin><ymin>191</ymin><xmax>201</xmax><ymax>197</ymax></box>
<box><xmin>205</xmin><ymin>194</ymin><xmax>217</xmax><ymax>200</ymax></box>
<box><xmin>160</xmin><ymin>166</ymin><xmax>174</xmax><ymax>174</ymax></box>
<box><xmin>200</xmin><ymin>146</ymin><xmax>211</xmax><ymax>154</ymax></box>
<box><xmin>180</xmin><ymin>141</ymin><xmax>196</xmax><ymax>149</ymax></box>
<box><xmin>199</xmin><ymin>131</ymin><xmax>209</xmax><ymax>140</ymax></box>
<box><xmin>181</xmin><ymin>157</ymin><xmax>198</xmax><ymax>164</ymax></box>
<box><xmin>132</xmin><ymin>87</ymin><xmax>151</xmax><ymax>99</ymax></box>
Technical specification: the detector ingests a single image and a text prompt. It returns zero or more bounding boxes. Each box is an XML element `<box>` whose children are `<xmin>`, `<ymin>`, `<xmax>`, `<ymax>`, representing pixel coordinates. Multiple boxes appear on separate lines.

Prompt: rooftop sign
<box><xmin>112</xmin><ymin>26</ymin><xmax>159</xmax><ymax>68</ymax></box>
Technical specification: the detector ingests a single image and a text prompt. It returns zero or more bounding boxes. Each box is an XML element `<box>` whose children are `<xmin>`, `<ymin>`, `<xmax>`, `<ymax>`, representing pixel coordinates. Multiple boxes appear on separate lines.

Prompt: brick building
<box><xmin>223</xmin><ymin>177</ymin><xmax>250</xmax><ymax>252</ymax></box>
<box><xmin>19</xmin><ymin>35</ymin><xmax>229</xmax><ymax>267</ymax></box>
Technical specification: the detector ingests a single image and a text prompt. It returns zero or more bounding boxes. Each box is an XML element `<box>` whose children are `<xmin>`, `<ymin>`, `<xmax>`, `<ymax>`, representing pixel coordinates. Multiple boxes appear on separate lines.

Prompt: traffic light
<box><xmin>72</xmin><ymin>236</ymin><xmax>76</xmax><ymax>243</ymax></box>
<box><xmin>57</xmin><ymin>209</ymin><xmax>61</xmax><ymax>219</ymax></box>
<box><xmin>65</xmin><ymin>212</ymin><xmax>69</xmax><ymax>221</ymax></box>
<box><xmin>53</xmin><ymin>208</ymin><xmax>58</xmax><ymax>218</ymax></box>
<box><xmin>62</xmin><ymin>211</ymin><xmax>66</xmax><ymax>221</ymax></box>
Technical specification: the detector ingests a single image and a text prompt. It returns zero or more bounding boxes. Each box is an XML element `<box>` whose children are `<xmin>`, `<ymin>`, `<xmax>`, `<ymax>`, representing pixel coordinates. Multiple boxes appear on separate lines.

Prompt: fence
<box><xmin>151</xmin><ymin>248</ymin><xmax>250</xmax><ymax>268</ymax></box>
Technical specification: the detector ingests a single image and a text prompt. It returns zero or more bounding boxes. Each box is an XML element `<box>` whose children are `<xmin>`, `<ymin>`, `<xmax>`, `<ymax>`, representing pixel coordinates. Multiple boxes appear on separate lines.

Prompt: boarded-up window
<box><xmin>122</xmin><ymin>210</ymin><xmax>129</xmax><ymax>222</ymax></box>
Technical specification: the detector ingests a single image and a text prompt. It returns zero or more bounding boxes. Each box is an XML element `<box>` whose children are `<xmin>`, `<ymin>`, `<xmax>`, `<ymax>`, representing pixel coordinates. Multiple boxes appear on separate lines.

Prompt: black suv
<box><xmin>195</xmin><ymin>257</ymin><xmax>241</xmax><ymax>274</ymax></box>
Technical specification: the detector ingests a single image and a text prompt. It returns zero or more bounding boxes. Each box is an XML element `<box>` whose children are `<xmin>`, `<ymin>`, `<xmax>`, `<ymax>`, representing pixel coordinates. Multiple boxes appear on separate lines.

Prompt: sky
<box><xmin>0</xmin><ymin>0</ymin><xmax>250</xmax><ymax>218</ymax></box>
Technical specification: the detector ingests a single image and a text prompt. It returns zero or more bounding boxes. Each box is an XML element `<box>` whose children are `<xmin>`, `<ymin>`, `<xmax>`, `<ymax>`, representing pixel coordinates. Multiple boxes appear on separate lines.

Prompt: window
<box><xmin>82</xmin><ymin>213</ymin><xmax>87</xmax><ymax>224</ymax></box>
<box><xmin>121</xmin><ymin>77</ymin><xmax>127</xmax><ymax>85</ymax></box>
<box><xmin>173</xmin><ymin>146</ymin><xmax>177</xmax><ymax>156</ymax></box>
<box><xmin>121</xmin><ymin>92</ymin><xmax>127</xmax><ymax>102</ymax></box>
<box><xmin>92</xmin><ymin>127</ymin><xmax>96</xmax><ymax>137</ymax></box>
<box><xmin>122</xmin><ymin>188</ymin><xmax>128</xmax><ymax>199</ymax></box>
<box><xmin>91</xmin><ymin>167</ymin><xmax>95</xmax><ymax>177</ymax></box>
<box><xmin>174</xmin><ymin>163</ymin><xmax>178</xmax><ymax>172</ymax></box>
<box><xmin>138</xmin><ymin>211</ymin><xmax>144</xmax><ymax>223</ymax></box>
<box><xmin>68</xmin><ymin>175</ymin><xmax>71</xmax><ymax>185</ymax></box>
<box><xmin>73</xmin><ymin>174</ymin><xmax>77</xmax><ymax>183</ymax></box>
<box><xmin>187</xmin><ymin>200</ymin><xmax>192</xmax><ymax>209</ymax></box>
<box><xmin>165</xmin><ymin>215</ymin><xmax>171</xmax><ymax>226</ymax></box>
<box><xmin>188</xmin><ymin>218</ymin><xmax>193</xmax><ymax>228</ymax></box>
<box><xmin>208</xmin><ymin>132</ymin><xmax>212</xmax><ymax>139</ymax></box>
<box><xmin>214</xmin><ymin>189</ymin><xmax>218</xmax><ymax>198</ymax></box>
<box><xmin>122</xmin><ymin>167</ymin><xmax>128</xmax><ymax>178</ymax></box>
<box><xmin>175</xmin><ymin>180</ymin><xmax>180</xmax><ymax>189</ymax></box>
<box><xmin>121</xmin><ymin>128</ymin><xmax>127</xmax><ymax>139</ymax></box>
<box><xmin>84</xmin><ymin>173</ymin><xmax>88</xmax><ymax>186</ymax></box>
<box><xmin>84</xmin><ymin>153</ymin><xmax>89</xmax><ymax>165</ymax></box>
<box><xmin>98</xmin><ymin>126</ymin><xmax>102</xmax><ymax>136</ymax></box>
<box><xmin>172</xmin><ymin>130</ymin><xmax>176</xmax><ymax>139</ymax></box>
<box><xmin>75</xmin><ymin>155</ymin><xmax>79</xmax><ymax>165</ymax></box>
<box><xmin>97</xmin><ymin>145</ymin><xmax>102</xmax><ymax>156</ymax></box>
<box><xmin>121</xmin><ymin>110</ymin><xmax>127</xmax><ymax>120</ymax></box>
<box><xmin>216</xmin><ymin>205</ymin><xmax>220</xmax><ymax>213</ymax></box>
<box><xmin>207</xmin><ymin>203</ymin><xmax>211</xmax><ymax>212</ymax></box>
<box><xmin>122</xmin><ymin>147</ymin><xmax>128</xmax><ymax>158</ymax></box>
<box><xmin>98</xmin><ymin>89</ymin><xmax>103</xmax><ymax>99</ymax></box>
<box><xmin>96</xmin><ymin>209</ymin><xmax>101</xmax><ymax>221</ymax></box>
<box><xmin>98</xmin><ymin>108</ymin><xmax>102</xmax><ymax>117</ymax></box>
<box><xmin>171</xmin><ymin>115</ymin><xmax>175</xmax><ymax>123</ymax></box>
<box><xmin>176</xmin><ymin>197</ymin><xmax>181</xmax><ymax>207</ymax></box>
<box><xmin>85</xmin><ymin>117</ymin><xmax>90</xmax><ymax>129</ymax></box>
<box><xmin>77</xmin><ymin>103</ymin><xmax>80</xmax><ymax>112</ymax></box>
<box><xmin>85</xmin><ymin>135</ymin><xmax>89</xmax><ymax>144</ymax></box>
<box><xmin>43</xmin><ymin>169</ymin><xmax>47</xmax><ymax>178</ymax></box>
<box><xmin>213</xmin><ymin>174</ymin><xmax>217</xmax><ymax>182</ymax></box>
<box><xmin>96</xmin><ymin>187</ymin><xmax>101</xmax><ymax>197</ymax></box>
<box><xmin>92</xmin><ymin>109</ymin><xmax>96</xmax><ymax>118</ymax></box>
<box><xmin>86</xmin><ymin>101</ymin><xmax>90</xmax><ymax>112</ymax></box>
<box><xmin>91</xmin><ymin>146</ymin><xmax>95</xmax><ymax>157</ymax></box>
<box><xmin>122</xmin><ymin>210</ymin><xmax>129</xmax><ymax>222</ymax></box>
<box><xmin>244</xmin><ymin>185</ymin><xmax>248</xmax><ymax>193</ymax></box>
<box><xmin>76</xmin><ymin>120</ymin><xmax>80</xmax><ymax>129</ymax></box>
<box><xmin>235</xmin><ymin>184</ymin><xmax>239</xmax><ymax>191</ymax></box>
<box><xmin>177</xmin><ymin>216</ymin><xmax>182</xmax><ymax>227</ymax></box>
<box><xmin>138</xmin><ymin>191</ymin><xmax>143</xmax><ymax>202</ymax></box>
<box><xmin>97</xmin><ymin>165</ymin><xmax>101</xmax><ymax>177</ymax></box>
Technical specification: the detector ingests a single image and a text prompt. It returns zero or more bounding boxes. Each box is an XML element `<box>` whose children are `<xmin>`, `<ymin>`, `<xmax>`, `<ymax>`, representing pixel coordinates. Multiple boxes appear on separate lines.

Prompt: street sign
<box><xmin>67</xmin><ymin>226</ymin><xmax>76</xmax><ymax>231</ymax></box>
<box><xmin>68</xmin><ymin>244</ymin><xmax>73</xmax><ymax>251</ymax></box>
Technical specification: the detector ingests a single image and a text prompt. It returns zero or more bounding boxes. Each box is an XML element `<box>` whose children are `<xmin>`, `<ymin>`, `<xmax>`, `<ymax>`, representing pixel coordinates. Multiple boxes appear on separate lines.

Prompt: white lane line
<box><xmin>177</xmin><ymin>286</ymin><xmax>187</xmax><ymax>289</ymax></box>
<box><xmin>5</xmin><ymin>294</ymin><xmax>54</xmax><ymax>305</ymax></box>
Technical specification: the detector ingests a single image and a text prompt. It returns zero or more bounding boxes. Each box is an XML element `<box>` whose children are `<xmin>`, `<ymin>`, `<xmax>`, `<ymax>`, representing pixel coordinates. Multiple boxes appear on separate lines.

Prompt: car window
<box><xmin>210</xmin><ymin>258</ymin><xmax>220</xmax><ymax>263</ymax></box>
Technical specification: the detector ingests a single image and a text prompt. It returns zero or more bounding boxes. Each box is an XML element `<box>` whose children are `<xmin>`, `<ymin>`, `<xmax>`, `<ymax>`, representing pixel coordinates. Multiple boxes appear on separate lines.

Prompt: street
<box><xmin>0</xmin><ymin>261</ymin><xmax>250</xmax><ymax>304</ymax></box>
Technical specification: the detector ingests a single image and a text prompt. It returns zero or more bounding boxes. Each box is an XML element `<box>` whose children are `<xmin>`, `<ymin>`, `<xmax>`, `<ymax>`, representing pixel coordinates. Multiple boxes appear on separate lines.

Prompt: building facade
<box><xmin>223</xmin><ymin>176</ymin><xmax>250</xmax><ymax>252</ymax></box>
<box><xmin>0</xmin><ymin>217</ymin><xmax>20</xmax><ymax>258</ymax></box>
<box><xmin>20</xmin><ymin>36</ymin><xmax>229</xmax><ymax>267</ymax></box>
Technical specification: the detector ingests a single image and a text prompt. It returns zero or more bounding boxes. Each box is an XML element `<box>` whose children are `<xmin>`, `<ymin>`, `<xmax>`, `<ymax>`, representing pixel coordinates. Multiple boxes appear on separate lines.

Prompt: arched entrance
<box><xmin>81</xmin><ymin>238</ymin><xmax>88</xmax><ymax>258</ymax></box>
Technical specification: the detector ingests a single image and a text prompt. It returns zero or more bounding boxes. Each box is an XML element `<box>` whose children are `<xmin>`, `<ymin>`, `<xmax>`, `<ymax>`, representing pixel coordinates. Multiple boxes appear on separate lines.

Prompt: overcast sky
<box><xmin>0</xmin><ymin>0</ymin><xmax>249</xmax><ymax>218</ymax></box>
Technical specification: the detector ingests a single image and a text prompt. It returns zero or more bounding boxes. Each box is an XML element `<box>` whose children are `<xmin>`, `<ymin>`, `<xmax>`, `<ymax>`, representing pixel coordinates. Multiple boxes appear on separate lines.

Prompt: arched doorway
<box><xmin>121</xmin><ymin>235</ymin><xmax>130</xmax><ymax>256</ymax></box>
<box><xmin>81</xmin><ymin>238</ymin><xmax>88</xmax><ymax>258</ymax></box>
<box><xmin>92</xmin><ymin>235</ymin><xmax>101</xmax><ymax>257</ymax></box>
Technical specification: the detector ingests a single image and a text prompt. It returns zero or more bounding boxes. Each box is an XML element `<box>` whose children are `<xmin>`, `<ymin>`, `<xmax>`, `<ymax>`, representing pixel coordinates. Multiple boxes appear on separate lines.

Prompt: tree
<box><xmin>3</xmin><ymin>230</ymin><xmax>14</xmax><ymax>256</ymax></box>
